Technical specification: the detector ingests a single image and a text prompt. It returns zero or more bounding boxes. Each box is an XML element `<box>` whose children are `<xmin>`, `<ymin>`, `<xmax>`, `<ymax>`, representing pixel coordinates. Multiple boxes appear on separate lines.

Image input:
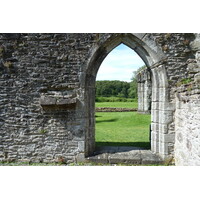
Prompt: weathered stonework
<box><xmin>175</xmin><ymin>91</ymin><xmax>200</xmax><ymax>165</ymax></box>
<box><xmin>137</xmin><ymin>67</ymin><xmax>151</xmax><ymax>114</ymax></box>
<box><xmin>174</xmin><ymin>40</ymin><xmax>200</xmax><ymax>165</ymax></box>
<box><xmin>0</xmin><ymin>33</ymin><xmax>199</xmax><ymax>165</ymax></box>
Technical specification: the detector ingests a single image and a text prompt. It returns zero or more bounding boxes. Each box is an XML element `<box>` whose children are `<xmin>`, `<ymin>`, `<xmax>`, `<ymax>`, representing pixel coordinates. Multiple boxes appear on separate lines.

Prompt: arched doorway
<box><xmin>83</xmin><ymin>33</ymin><xmax>174</xmax><ymax>160</ymax></box>
<box><xmin>95</xmin><ymin>43</ymin><xmax>150</xmax><ymax>150</ymax></box>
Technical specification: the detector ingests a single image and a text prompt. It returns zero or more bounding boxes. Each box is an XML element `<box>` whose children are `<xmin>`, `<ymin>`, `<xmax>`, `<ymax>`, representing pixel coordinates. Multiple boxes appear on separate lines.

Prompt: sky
<box><xmin>96</xmin><ymin>44</ymin><xmax>145</xmax><ymax>82</ymax></box>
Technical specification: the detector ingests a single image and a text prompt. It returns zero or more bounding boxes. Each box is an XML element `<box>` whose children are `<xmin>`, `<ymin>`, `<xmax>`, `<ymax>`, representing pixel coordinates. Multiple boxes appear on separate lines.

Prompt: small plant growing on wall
<box><xmin>38</xmin><ymin>129</ymin><xmax>47</xmax><ymax>134</ymax></box>
<box><xmin>176</xmin><ymin>78</ymin><xmax>192</xmax><ymax>87</ymax></box>
<box><xmin>181</xmin><ymin>78</ymin><xmax>192</xmax><ymax>84</ymax></box>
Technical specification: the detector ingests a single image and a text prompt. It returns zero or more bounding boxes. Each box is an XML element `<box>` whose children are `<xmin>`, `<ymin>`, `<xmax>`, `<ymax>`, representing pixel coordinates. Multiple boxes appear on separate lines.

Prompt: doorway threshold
<box><xmin>86</xmin><ymin>146</ymin><xmax>162</xmax><ymax>165</ymax></box>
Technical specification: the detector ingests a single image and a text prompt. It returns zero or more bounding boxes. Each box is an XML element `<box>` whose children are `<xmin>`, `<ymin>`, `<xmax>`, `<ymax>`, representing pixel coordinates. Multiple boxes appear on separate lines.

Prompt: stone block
<box><xmin>141</xmin><ymin>150</ymin><xmax>162</xmax><ymax>165</ymax></box>
<box><xmin>194</xmin><ymin>73</ymin><xmax>200</xmax><ymax>83</ymax></box>
<box><xmin>159</xmin><ymin>124</ymin><xmax>168</xmax><ymax>134</ymax></box>
<box><xmin>78</xmin><ymin>141</ymin><xmax>84</xmax><ymax>152</ymax></box>
<box><xmin>46</xmin><ymin>154</ymin><xmax>54</xmax><ymax>160</ymax></box>
<box><xmin>40</xmin><ymin>96</ymin><xmax>56</xmax><ymax>106</ymax></box>
<box><xmin>151</xmin><ymin>139</ymin><xmax>159</xmax><ymax>153</ymax></box>
<box><xmin>152</xmin><ymin>102</ymin><xmax>159</xmax><ymax>110</ymax></box>
<box><xmin>196</xmin><ymin>51</ymin><xmax>200</xmax><ymax>64</ymax></box>
<box><xmin>151</xmin><ymin>131</ymin><xmax>158</xmax><ymax>141</ymax></box>
<box><xmin>151</xmin><ymin>123</ymin><xmax>159</xmax><ymax>132</ymax></box>
<box><xmin>160</xmin><ymin>134</ymin><xmax>175</xmax><ymax>143</ymax></box>
<box><xmin>159</xmin><ymin>142</ymin><xmax>169</xmax><ymax>155</ymax></box>
<box><xmin>187</xmin><ymin>63</ymin><xmax>200</xmax><ymax>73</ymax></box>
<box><xmin>151</xmin><ymin>109</ymin><xmax>159</xmax><ymax>123</ymax></box>
<box><xmin>159</xmin><ymin>102</ymin><xmax>175</xmax><ymax>111</ymax></box>
<box><xmin>108</xmin><ymin>151</ymin><xmax>141</xmax><ymax>164</ymax></box>
<box><xmin>190</xmin><ymin>38</ymin><xmax>200</xmax><ymax>51</ymax></box>
<box><xmin>159</xmin><ymin>88</ymin><xmax>169</xmax><ymax>102</ymax></box>
<box><xmin>87</xmin><ymin>153</ymin><xmax>108</xmax><ymax>164</ymax></box>
<box><xmin>56</xmin><ymin>98</ymin><xmax>76</xmax><ymax>105</ymax></box>
<box><xmin>152</xmin><ymin>89</ymin><xmax>159</xmax><ymax>101</ymax></box>
<box><xmin>76</xmin><ymin>153</ymin><xmax>86</xmax><ymax>163</ymax></box>
<box><xmin>133</xmin><ymin>33</ymin><xmax>146</xmax><ymax>40</ymax></box>
<box><xmin>159</xmin><ymin>110</ymin><xmax>173</xmax><ymax>124</ymax></box>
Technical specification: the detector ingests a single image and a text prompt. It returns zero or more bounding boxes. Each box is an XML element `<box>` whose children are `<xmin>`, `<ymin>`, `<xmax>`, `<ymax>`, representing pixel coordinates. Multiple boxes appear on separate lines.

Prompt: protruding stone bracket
<box><xmin>40</xmin><ymin>95</ymin><xmax>77</xmax><ymax>110</ymax></box>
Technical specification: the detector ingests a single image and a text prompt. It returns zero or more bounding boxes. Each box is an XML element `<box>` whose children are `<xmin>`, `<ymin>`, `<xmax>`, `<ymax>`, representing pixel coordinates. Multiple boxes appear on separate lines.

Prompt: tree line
<box><xmin>95</xmin><ymin>65</ymin><xmax>146</xmax><ymax>99</ymax></box>
<box><xmin>95</xmin><ymin>80</ymin><xmax>137</xmax><ymax>99</ymax></box>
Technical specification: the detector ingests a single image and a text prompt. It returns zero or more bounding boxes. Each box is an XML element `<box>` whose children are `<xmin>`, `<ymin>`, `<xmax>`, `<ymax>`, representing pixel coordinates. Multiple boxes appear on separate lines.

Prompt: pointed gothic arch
<box><xmin>82</xmin><ymin>33</ymin><xmax>174</xmax><ymax>160</ymax></box>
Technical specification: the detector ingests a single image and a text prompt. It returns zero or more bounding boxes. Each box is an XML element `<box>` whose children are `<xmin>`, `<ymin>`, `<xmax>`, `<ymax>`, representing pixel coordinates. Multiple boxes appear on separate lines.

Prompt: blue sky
<box><xmin>96</xmin><ymin>44</ymin><xmax>145</xmax><ymax>82</ymax></box>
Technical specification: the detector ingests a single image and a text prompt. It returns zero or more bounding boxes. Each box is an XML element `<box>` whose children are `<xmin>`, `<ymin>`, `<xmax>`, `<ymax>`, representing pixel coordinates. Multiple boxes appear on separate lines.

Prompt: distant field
<box><xmin>95</xmin><ymin>101</ymin><xmax>138</xmax><ymax>109</ymax></box>
<box><xmin>95</xmin><ymin>111</ymin><xmax>151</xmax><ymax>149</ymax></box>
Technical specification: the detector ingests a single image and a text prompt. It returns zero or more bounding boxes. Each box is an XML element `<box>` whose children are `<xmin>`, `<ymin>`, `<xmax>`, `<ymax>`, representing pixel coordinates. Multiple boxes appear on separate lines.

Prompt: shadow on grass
<box><xmin>96</xmin><ymin>142</ymin><xmax>151</xmax><ymax>149</ymax></box>
<box><xmin>95</xmin><ymin>115</ymin><xmax>102</xmax><ymax>118</ymax></box>
<box><xmin>96</xmin><ymin>118</ymin><xmax>119</xmax><ymax>123</ymax></box>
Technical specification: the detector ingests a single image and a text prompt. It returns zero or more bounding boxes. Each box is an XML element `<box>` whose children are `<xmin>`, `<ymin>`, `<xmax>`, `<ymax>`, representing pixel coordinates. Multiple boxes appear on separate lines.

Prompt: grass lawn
<box><xmin>95</xmin><ymin>111</ymin><xmax>151</xmax><ymax>149</ymax></box>
<box><xmin>95</xmin><ymin>101</ymin><xmax>138</xmax><ymax>109</ymax></box>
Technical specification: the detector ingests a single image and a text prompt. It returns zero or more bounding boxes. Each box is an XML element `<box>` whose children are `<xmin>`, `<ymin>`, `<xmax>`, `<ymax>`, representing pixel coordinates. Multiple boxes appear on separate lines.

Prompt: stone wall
<box><xmin>175</xmin><ymin>91</ymin><xmax>200</xmax><ymax>165</ymax></box>
<box><xmin>0</xmin><ymin>33</ymin><xmax>97</xmax><ymax>163</ymax></box>
<box><xmin>0</xmin><ymin>33</ymin><xmax>200</xmax><ymax>165</ymax></box>
<box><xmin>137</xmin><ymin>67</ymin><xmax>151</xmax><ymax>114</ymax></box>
<box><xmin>174</xmin><ymin>38</ymin><xmax>200</xmax><ymax>165</ymax></box>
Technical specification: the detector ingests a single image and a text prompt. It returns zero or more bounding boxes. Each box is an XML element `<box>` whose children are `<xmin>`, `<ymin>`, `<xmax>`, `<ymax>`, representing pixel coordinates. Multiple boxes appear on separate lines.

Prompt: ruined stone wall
<box><xmin>175</xmin><ymin>91</ymin><xmax>200</xmax><ymax>165</ymax></box>
<box><xmin>137</xmin><ymin>67</ymin><xmax>151</xmax><ymax>114</ymax></box>
<box><xmin>0</xmin><ymin>33</ymin><xmax>97</xmax><ymax>163</ymax></box>
<box><xmin>136</xmin><ymin>34</ymin><xmax>196</xmax><ymax>159</ymax></box>
<box><xmin>174</xmin><ymin>37</ymin><xmax>200</xmax><ymax>165</ymax></box>
<box><xmin>0</xmin><ymin>33</ymin><xmax>199</xmax><ymax>164</ymax></box>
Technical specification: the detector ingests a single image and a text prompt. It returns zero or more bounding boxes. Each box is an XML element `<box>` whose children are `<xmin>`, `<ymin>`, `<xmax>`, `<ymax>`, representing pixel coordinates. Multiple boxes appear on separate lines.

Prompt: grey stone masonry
<box><xmin>174</xmin><ymin>44</ymin><xmax>200</xmax><ymax>165</ymax></box>
<box><xmin>0</xmin><ymin>33</ymin><xmax>200</xmax><ymax>165</ymax></box>
<box><xmin>175</xmin><ymin>91</ymin><xmax>200</xmax><ymax>165</ymax></box>
<box><xmin>137</xmin><ymin>67</ymin><xmax>151</xmax><ymax>114</ymax></box>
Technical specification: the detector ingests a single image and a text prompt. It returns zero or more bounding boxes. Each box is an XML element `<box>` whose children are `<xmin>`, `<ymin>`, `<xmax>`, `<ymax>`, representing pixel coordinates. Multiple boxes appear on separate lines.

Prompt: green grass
<box><xmin>96</xmin><ymin>101</ymin><xmax>138</xmax><ymax>109</ymax></box>
<box><xmin>95</xmin><ymin>112</ymin><xmax>151</xmax><ymax>149</ymax></box>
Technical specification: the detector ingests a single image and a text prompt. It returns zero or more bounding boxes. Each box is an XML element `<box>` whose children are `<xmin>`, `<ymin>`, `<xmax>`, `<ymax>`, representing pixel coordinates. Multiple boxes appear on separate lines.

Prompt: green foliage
<box><xmin>180</xmin><ymin>78</ymin><xmax>192</xmax><ymax>84</ymax></box>
<box><xmin>95</xmin><ymin>80</ymin><xmax>131</xmax><ymax>98</ymax></box>
<box><xmin>95</xmin><ymin>65</ymin><xmax>147</xmax><ymax>100</ymax></box>
<box><xmin>128</xmin><ymin>65</ymin><xmax>147</xmax><ymax>98</ymax></box>
<box><xmin>176</xmin><ymin>78</ymin><xmax>192</xmax><ymax>87</ymax></box>
<box><xmin>133</xmin><ymin>65</ymin><xmax>147</xmax><ymax>76</ymax></box>
<box><xmin>39</xmin><ymin>129</ymin><xmax>47</xmax><ymax>134</ymax></box>
<box><xmin>95</xmin><ymin>96</ymin><xmax>137</xmax><ymax>102</ymax></box>
<box><xmin>128</xmin><ymin>78</ymin><xmax>137</xmax><ymax>98</ymax></box>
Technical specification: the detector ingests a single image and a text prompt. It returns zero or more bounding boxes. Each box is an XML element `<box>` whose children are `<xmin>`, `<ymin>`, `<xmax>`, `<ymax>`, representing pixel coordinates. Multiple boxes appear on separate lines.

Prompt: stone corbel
<box><xmin>40</xmin><ymin>95</ymin><xmax>77</xmax><ymax>110</ymax></box>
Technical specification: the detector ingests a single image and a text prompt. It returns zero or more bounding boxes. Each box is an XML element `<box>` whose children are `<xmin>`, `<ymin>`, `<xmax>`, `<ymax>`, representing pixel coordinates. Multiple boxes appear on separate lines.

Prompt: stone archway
<box><xmin>83</xmin><ymin>33</ymin><xmax>175</xmax><ymax>160</ymax></box>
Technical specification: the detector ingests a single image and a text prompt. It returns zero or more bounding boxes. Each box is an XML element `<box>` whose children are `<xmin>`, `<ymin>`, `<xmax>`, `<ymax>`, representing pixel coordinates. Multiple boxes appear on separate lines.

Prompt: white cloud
<box><xmin>96</xmin><ymin>44</ymin><xmax>145</xmax><ymax>82</ymax></box>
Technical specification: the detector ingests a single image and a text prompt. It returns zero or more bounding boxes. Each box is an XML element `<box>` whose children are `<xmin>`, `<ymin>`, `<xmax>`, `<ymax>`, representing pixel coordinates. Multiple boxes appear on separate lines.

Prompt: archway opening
<box><xmin>95</xmin><ymin>43</ymin><xmax>151</xmax><ymax>152</ymax></box>
<box><xmin>84</xmin><ymin>33</ymin><xmax>171</xmax><ymax>159</ymax></box>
